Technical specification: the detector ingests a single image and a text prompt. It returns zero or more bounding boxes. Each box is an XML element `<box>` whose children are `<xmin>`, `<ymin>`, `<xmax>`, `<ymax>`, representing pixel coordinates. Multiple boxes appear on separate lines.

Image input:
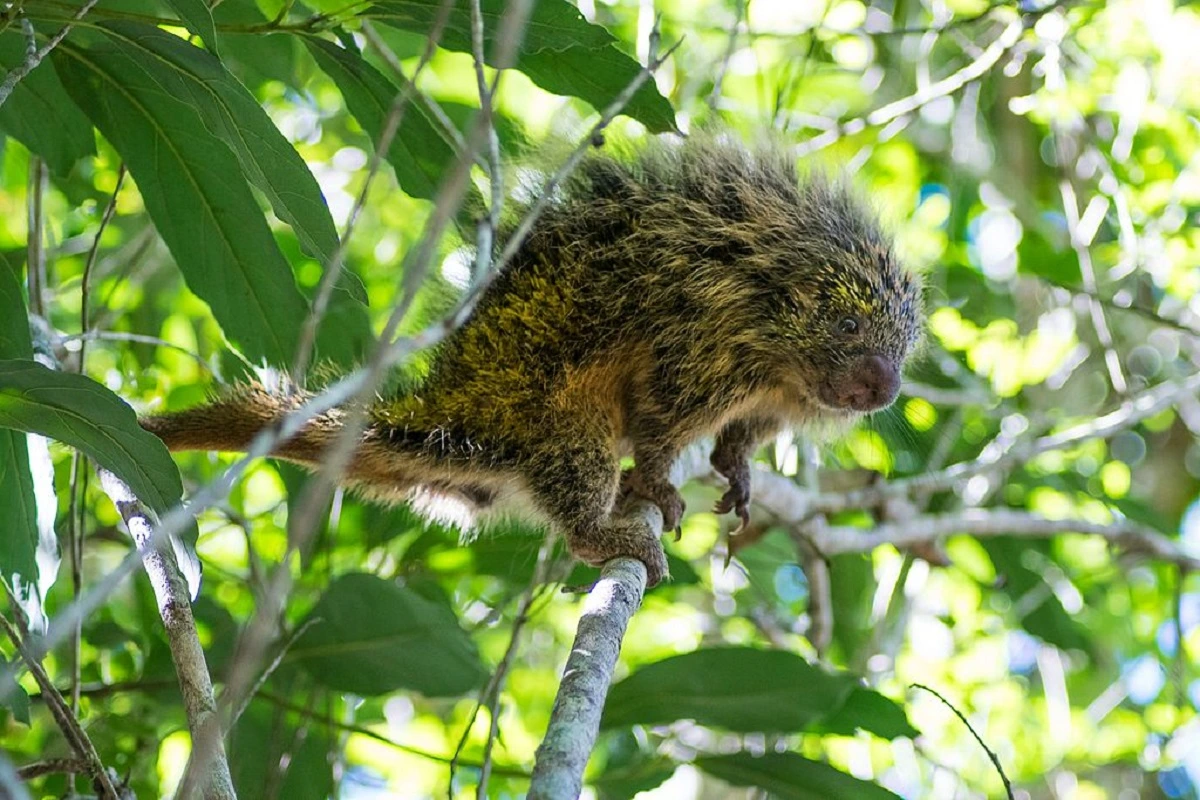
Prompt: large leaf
<box><xmin>516</xmin><ymin>45</ymin><xmax>676</xmax><ymax>134</ymax></box>
<box><xmin>371</xmin><ymin>0</ymin><xmax>676</xmax><ymax>132</ymax></box>
<box><xmin>289</xmin><ymin>572</ymin><xmax>486</xmax><ymax>696</ymax></box>
<box><xmin>304</xmin><ymin>37</ymin><xmax>457</xmax><ymax>202</ymax></box>
<box><xmin>91</xmin><ymin>23</ymin><xmax>338</xmax><ymax>264</ymax></box>
<box><xmin>695</xmin><ymin>753</ymin><xmax>902</xmax><ymax>800</ymax></box>
<box><xmin>602</xmin><ymin>647</ymin><xmax>859</xmax><ymax>732</ymax></box>
<box><xmin>0</xmin><ymin>32</ymin><xmax>95</xmax><ymax>175</ymax></box>
<box><xmin>82</xmin><ymin>21</ymin><xmax>373</xmax><ymax>368</ymax></box>
<box><xmin>0</xmin><ymin>272</ymin><xmax>40</xmax><ymax>626</ymax></box>
<box><xmin>53</xmin><ymin>31</ymin><xmax>311</xmax><ymax>366</ymax></box>
<box><xmin>0</xmin><ymin>359</ymin><xmax>199</xmax><ymax>588</ymax></box>
<box><xmin>370</xmin><ymin>0</ymin><xmax>615</xmax><ymax>54</ymax></box>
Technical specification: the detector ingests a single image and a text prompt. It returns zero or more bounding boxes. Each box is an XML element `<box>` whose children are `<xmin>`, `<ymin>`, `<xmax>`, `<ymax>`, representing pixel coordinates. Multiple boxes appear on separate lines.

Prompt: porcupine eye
<box><xmin>837</xmin><ymin>316</ymin><xmax>860</xmax><ymax>336</ymax></box>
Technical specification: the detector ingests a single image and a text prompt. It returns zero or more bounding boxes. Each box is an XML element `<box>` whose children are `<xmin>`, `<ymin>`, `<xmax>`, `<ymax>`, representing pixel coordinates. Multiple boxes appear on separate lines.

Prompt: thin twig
<box><xmin>0</xmin><ymin>0</ymin><xmax>101</xmax><ymax>108</ymax></box>
<box><xmin>360</xmin><ymin>22</ymin><xmax>473</xmax><ymax>162</ymax></box>
<box><xmin>796</xmin><ymin>16</ymin><xmax>1026</xmax><ymax>156</ymax></box>
<box><xmin>0</xmin><ymin>605</ymin><xmax>121</xmax><ymax>799</ymax></box>
<box><xmin>78</xmin><ymin>165</ymin><xmax>127</xmax><ymax>368</ymax></box>
<box><xmin>289</xmin><ymin>0</ymin><xmax>456</xmax><ymax>388</ymax></box>
<box><xmin>26</xmin><ymin>157</ymin><xmax>45</xmax><ymax>317</ymax></box>
<box><xmin>252</xmin><ymin>690</ymin><xmax>532</xmax><ymax>777</ymax></box>
<box><xmin>911</xmin><ymin>683</ymin><xmax>1015</xmax><ymax>800</ymax></box>
<box><xmin>470</xmin><ymin>534</ymin><xmax>557</xmax><ymax>798</ymax></box>
<box><xmin>1058</xmin><ymin>176</ymin><xmax>1127</xmax><ymax>393</ymax></box>
<box><xmin>62</xmin><ymin>331</ymin><xmax>217</xmax><ymax>374</ymax></box>
<box><xmin>707</xmin><ymin>0</ymin><xmax>745</xmax><ymax>110</ymax></box>
<box><xmin>226</xmin><ymin>616</ymin><xmax>321</xmax><ymax>730</ymax></box>
<box><xmin>16</xmin><ymin>758</ymin><xmax>91</xmax><ymax>780</ymax></box>
<box><xmin>806</xmin><ymin>372</ymin><xmax>1200</xmax><ymax>515</ymax></box>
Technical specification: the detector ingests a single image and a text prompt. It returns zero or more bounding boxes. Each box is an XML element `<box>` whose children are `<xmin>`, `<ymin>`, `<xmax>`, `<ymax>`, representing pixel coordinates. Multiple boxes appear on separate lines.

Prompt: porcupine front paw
<box><xmin>620</xmin><ymin>468</ymin><xmax>685</xmax><ymax>534</ymax></box>
<box><xmin>567</xmin><ymin>519</ymin><xmax>669</xmax><ymax>588</ymax></box>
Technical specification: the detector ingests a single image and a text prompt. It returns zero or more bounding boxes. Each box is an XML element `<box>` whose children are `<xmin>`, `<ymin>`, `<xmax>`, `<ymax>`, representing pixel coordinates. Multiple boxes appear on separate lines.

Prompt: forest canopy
<box><xmin>1</xmin><ymin>0</ymin><xmax>1199</xmax><ymax>798</ymax></box>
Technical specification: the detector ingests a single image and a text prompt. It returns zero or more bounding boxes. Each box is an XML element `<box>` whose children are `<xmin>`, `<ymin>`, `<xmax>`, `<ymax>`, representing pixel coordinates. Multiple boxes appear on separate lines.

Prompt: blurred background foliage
<box><xmin>2</xmin><ymin>0</ymin><xmax>1200</xmax><ymax>797</ymax></box>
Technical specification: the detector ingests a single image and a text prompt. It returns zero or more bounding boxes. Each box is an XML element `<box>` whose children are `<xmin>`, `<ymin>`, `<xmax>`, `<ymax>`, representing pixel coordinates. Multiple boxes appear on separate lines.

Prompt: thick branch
<box><xmin>96</xmin><ymin>470</ymin><xmax>235</xmax><ymax>800</ymax></box>
<box><xmin>528</xmin><ymin>511</ymin><xmax>655</xmax><ymax>800</ymax></box>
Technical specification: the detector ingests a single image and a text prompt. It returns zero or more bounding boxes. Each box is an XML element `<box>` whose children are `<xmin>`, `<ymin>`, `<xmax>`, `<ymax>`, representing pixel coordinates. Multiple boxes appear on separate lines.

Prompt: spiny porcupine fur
<box><xmin>140</xmin><ymin>134</ymin><xmax>924</xmax><ymax>586</ymax></box>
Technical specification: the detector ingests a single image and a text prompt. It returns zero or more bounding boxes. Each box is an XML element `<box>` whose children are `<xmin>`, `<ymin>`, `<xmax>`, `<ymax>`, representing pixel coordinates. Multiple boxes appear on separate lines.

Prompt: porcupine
<box><xmin>140</xmin><ymin>134</ymin><xmax>924</xmax><ymax>586</ymax></box>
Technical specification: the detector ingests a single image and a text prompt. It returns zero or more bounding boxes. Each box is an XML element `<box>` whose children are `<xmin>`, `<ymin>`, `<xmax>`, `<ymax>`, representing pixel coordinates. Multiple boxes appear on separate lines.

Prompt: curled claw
<box><xmin>733</xmin><ymin>501</ymin><xmax>751</xmax><ymax>533</ymax></box>
<box><xmin>713</xmin><ymin>486</ymin><xmax>751</xmax><ymax>533</ymax></box>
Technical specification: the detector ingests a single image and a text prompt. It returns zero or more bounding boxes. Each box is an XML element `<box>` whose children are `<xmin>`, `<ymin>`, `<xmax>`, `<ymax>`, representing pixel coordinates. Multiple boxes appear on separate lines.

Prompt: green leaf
<box><xmin>0</xmin><ymin>261</ymin><xmax>31</xmax><ymax>359</ymax></box>
<box><xmin>594</xmin><ymin>761</ymin><xmax>675</xmax><ymax>800</ymax></box>
<box><xmin>53</xmin><ymin>30</ymin><xmax>311</xmax><ymax>366</ymax></box>
<box><xmin>0</xmin><ymin>32</ymin><xmax>95</xmax><ymax>176</ymax></box>
<box><xmin>0</xmin><ymin>655</ymin><xmax>30</xmax><ymax>726</ymax></box>
<box><xmin>984</xmin><ymin>538</ymin><xmax>1094</xmax><ymax>654</ymax></box>
<box><xmin>304</xmin><ymin>36</ymin><xmax>457</xmax><ymax>201</ymax></box>
<box><xmin>0</xmin><ymin>269</ymin><xmax>41</xmax><ymax>627</ymax></box>
<box><xmin>815</xmin><ymin>687</ymin><xmax>920</xmax><ymax>740</ymax></box>
<box><xmin>215</xmin><ymin>2</ymin><xmax>301</xmax><ymax>87</ymax></box>
<box><xmin>372</xmin><ymin>0</ymin><xmax>676</xmax><ymax>132</ymax></box>
<box><xmin>84</xmin><ymin>20</ymin><xmax>373</xmax><ymax>367</ymax></box>
<box><xmin>231</xmin><ymin>701</ymin><xmax>334</xmax><ymax>800</ymax></box>
<box><xmin>0</xmin><ymin>360</ymin><xmax>181</xmax><ymax>510</ymax></box>
<box><xmin>1017</xmin><ymin>226</ymin><xmax>1081</xmax><ymax>286</ymax></box>
<box><xmin>601</xmin><ymin>647</ymin><xmax>857</xmax><ymax>732</ymax></box>
<box><xmin>593</xmin><ymin>740</ymin><xmax>676</xmax><ymax>800</ymax></box>
<box><xmin>695</xmin><ymin>753</ymin><xmax>902</xmax><ymax>800</ymax></box>
<box><xmin>290</xmin><ymin>572</ymin><xmax>486</xmax><ymax>696</ymax></box>
<box><xmin>92</xmin><ymin>23</ymin><xmax>338</xmax><ymax>264</ymax></box>
<box><xmin>829</xmin><ymin>553</ymin><xmax>875</xmax><ymax>665</ymax></box>
<box><xmin>163</xmin><ymin>0</ymin><xmax>221</xmax><ymax>57</ymax></box>
<box><xmin>516</xmin><ymin>45</ymin><xmax>676</xmax><ymax>134</ymax></box>
<box><xmin>0</xmin><ymin>359</ymin><xmax>199</xmax><ymax>587</ymax></box>
<box><xmin>943</xmin><ymin>263</ymin><xmax>1016</xmax><ymax>326</ymax></box>
<box><xmin>370</xmin><ymin>0</ymin><xmax>615</xmax><ymax>55</ymax></box>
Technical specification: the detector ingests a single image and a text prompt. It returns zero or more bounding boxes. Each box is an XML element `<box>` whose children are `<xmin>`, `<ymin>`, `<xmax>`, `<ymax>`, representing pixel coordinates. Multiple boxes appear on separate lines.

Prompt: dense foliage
<box><xmin>1</xmin><ymin>0</ymin><xmax>1199</xmax><ymax>797</ymax></box>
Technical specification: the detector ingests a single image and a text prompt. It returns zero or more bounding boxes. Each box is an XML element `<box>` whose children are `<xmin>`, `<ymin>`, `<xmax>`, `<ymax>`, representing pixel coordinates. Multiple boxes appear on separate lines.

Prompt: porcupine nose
<box><xmin>841</xmin><ymin>354</ymin><xmax>900</xmax><ymax>412</ymax></box>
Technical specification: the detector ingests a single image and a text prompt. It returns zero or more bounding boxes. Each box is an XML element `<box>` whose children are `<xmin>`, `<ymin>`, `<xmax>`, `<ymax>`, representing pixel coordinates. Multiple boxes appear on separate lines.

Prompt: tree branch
<box><xmin>805</xmin><ymin>372</ymin><xmax>1200</xmax><ymax>516</ymax></box>
<box><xmin>796</xmin><ymin>16</ymin><xmax>1025</xmax><ymax>156</ymax></box>
<box><xmin>805</xmin><ymin>508</ymin><xmax>1199</xmax><ymax>568</ymax></box>
<box><xmin>0</xmin><ymin>0</ymin><xmax>100</xmax><ymax>108</ymax></box>
<box><xmin>95</xmin><ymin>470</ymin><xmax>235</xmax><ymax>800</ymax></box>
<box><xmin>528</xmin><ymin>551</ymin><xmax>651</xmax><ymax>800</ymax></box>
<box><xmin>0</xmin><ymin>607</ymin><xmax>120</xmax><ymax>799</ymax></box>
